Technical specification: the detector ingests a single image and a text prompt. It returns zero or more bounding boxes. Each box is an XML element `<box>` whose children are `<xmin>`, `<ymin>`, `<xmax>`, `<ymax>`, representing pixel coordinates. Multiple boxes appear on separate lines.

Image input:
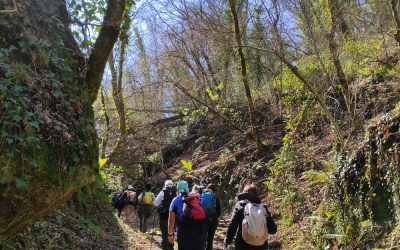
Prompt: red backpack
<box><xmin>183</xmin><ymin>193</ymin><xmax>206</xmax><ymax>220</ymax></box>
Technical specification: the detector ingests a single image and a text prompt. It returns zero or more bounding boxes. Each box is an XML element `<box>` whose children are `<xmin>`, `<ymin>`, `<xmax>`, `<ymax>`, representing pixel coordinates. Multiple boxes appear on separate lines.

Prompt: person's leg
<box><xmin>144</xmin><ymin>205</ymin><xmax>153</xmax><ymax>233</ymax></box>
<box><xmin>206</xmin><ymin>218</ymin><xmax>218</xmax><ymax>250</ymax></box>
<box><xmin>180</xmin><ymin>224</ymin><xmax>206</xmax><ymax>250</ymax></box>
<box><xmin>126</xmin><ymin>205</ymin><xmax>133</xmax><ymax>224</ymax></box>
<box><xmin>117</xmin><ymin>203</ymin><xmax>124</xmax><ymax>218</ymax></box>
<box><xmin>139</xmin><ymin>213</ymin><xmax>144</xmax><ymax>232</ymax></box>
<box><xmin>121</xmin><ymin>206</ymin><xmax>127</xmax><ymax>222</ymax></box>
<box><xmin>199</xmin><ymin>224</ymin><xmax>207</xmax><ymax>250</ymax></box>
<box><xmin>160</xmin><ymin>218</ymin><xmax>169</xmax><ymax>250</ymax></box>
<box><xmin>143</xmin><ymin>213</ymin><xmax>150</xmax><ymax>232</ymax></box>
<box><xmin>195</xmin><ymin>227</ymin><xmax>207</xmax><ymax>250</ymax></box>
<box><xmin>177</xmin><ymin>228</ymin><xmax>186</xmax><ymax>250</ymax></box>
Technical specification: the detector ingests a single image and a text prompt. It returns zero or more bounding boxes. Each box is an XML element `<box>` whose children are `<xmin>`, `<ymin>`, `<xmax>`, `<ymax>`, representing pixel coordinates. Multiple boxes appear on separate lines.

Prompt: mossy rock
<box><xmin>333</xmin><ymin>103</ymin><xmax>400</xmax><ymax>245</ymax></box>
<box><xmin>0</xmin><ymin>0</ymin><xmax>98</xmax><ymax>239</ymax></box>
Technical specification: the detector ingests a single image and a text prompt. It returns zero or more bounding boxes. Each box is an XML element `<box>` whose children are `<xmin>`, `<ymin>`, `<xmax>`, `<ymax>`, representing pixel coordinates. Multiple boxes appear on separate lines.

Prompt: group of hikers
<box><xmin>112</xmin><ymin>179</ymin><xmax>277</xmax><ymax>250</ymax></box>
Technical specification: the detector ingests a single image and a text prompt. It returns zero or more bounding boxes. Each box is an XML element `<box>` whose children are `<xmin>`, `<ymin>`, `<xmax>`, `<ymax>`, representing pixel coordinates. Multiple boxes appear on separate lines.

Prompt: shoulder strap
<box><xmin>140</xmin><ymin>191</ymin><xmax>145</xmax><ymax>202</ymax></box>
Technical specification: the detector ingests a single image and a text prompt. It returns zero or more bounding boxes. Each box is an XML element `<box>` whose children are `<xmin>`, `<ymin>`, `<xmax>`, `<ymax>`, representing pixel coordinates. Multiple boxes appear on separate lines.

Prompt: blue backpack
<box><xmin>200</xmin><ymin>191</ymin><xmax>216</xmax><ymax>217</ymax></box>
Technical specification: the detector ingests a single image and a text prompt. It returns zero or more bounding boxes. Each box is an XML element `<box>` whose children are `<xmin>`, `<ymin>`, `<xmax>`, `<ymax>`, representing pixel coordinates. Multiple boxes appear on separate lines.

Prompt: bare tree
<box><xmin>229</xmin><ymin>0</ymin><xmax>266</xmax><ymax>154</ymax></box>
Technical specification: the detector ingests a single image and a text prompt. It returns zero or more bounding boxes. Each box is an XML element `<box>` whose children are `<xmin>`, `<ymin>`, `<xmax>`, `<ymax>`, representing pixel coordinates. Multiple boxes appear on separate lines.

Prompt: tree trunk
<box><xmin>107</xmin><ymin>49</ymin><xmax>127</xmax><ymax>161</ymax></box>
<box><xmin>228</xmin><ymin>0</ymin><xmax>266</xmax><ymax>154</ymax></box>
<box><xmin>100</xmin><ymin>87</ymin><xmax>110</xmax><ymax>159</ymax></box>
<box><xmin>86</xmin><ymin>0</ymin><xmax>126</xmax><ymax>103</ymax></box>
<box><xmin>109</xmin><ymin>50</ymin><xmax>127</xmax><ymax>138</ymax></box>
<box><xmin>103</xmin><ymin>8</ymin><xmax>131</xmax><ymax>165</ymax></box>
<box><xmin>391</xmin><ymin>0</ymin><xmax>400</xmax><ymax>46</ymax></box>
<box><xmin>0</xmin><ymin>0</ymin><xmax>125</xmax><ymax>239</ymax></box>
<box><xmin>327</xmin><ymin>0</ymin><xmax>357</xmax><ymax>129</ymax></box>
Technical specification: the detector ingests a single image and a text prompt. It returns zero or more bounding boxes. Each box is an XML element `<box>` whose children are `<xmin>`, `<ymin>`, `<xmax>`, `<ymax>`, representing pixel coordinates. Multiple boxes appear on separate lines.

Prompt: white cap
<box><xmin>164</xmin><ymin>180</ymin><xmax>173</xmax><ymax>187</ymax></box>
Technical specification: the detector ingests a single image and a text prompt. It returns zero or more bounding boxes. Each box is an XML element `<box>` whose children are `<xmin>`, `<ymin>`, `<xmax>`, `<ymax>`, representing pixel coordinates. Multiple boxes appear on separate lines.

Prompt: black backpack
<box><xmin>158</xmin><ymin>186</ymin><xmax>176</xmax><ymax>217</ymax></box>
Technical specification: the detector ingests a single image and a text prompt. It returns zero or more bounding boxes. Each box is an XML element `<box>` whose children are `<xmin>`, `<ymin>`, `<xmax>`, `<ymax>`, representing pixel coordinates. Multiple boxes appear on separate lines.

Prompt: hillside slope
<box><xmin>1</xmin><ymin>78</ymin><xmax>398</xmax><ymax>249</ymax></box>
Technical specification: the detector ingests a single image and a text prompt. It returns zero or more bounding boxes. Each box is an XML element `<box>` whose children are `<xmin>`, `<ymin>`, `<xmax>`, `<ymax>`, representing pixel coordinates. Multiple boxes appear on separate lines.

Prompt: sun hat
<box><xmin>177</xmin><ymin>180</ymin><xmax>189</xmax><ymax>194</ymax></box>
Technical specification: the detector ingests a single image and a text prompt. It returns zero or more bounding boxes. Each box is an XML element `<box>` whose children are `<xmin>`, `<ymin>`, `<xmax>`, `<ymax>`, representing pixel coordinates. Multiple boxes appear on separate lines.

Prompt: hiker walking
<box><xmin>201</xmin><ymin>183</ymin><xmax>221</xmax><ymax>250</ymax></box>
<box><xmin>154</xmin><ymin>180</ymin><xmax>176</xmax><ymax>250</ymax></box>
<box><xmin>137</xmin><ymin>183</ymin><xmax>155</xmax><ymax>232</ymax></box>
<box><xmin>111</xmin><ymin>189</ymin><xmax>126</xmax><ymax>218</ymax></box>
<box><xmin>224</xmin><ymin>183</ymin><xmax>277</xmax><ymax>250</ymax></box>
<box><xmin>190</xmin><ymin>184</ymin><xmax>201</xmax><ymax>195</ymax></box>
<box><xmin>199</xmin><ymin>179</ymin><xmax>208</xmax><ymax>195</ymax></box>
<box><xmin>121</xmin><ymin>185</ymin><xmax>137</xmax><ymax>224</ymax></box>
<box><xmin>168</xmin><ymin>180</ymin><xmax>207</xmax><ymax>250</ymax></box>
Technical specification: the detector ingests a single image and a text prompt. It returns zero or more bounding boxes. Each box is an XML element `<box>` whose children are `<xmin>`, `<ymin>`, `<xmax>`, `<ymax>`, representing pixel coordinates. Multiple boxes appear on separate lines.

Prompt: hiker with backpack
<box><xmin>199</xmin><ymin>179</ymin><xmax>208</xmax><ymax>195</ymax></box>
<box><xmin>111</xmin><ymin>190</ymin><xmax>126</xmax><ymax>218</ymax></box>
<box><xmin>224</xmin><ymin>183</ymin><xmax>277</xmax><ymax>250</ymax></box>
<box><xmin>190</xmin><ymin>184</ymin><xmax>201</xmax><ymax>195</ymax></box>
<box><xmin>137</xmin><ymin>183</ymin><xmax>155</xmax><ymax>232</ymax></box>
<box><xmin>121</xmin><ymin>185</ymin><xmax>137</xmax><ymax>224</ymax></box>
<box><xmin>154</xmin><ymin>180</ymin><xmax>176</xmax><ymax>250</ymax></box>
<box><xmin>168</xmin><ymin>180</ymin><xmax>207</xmax><ymax>250</ymax></box>
<box><xmin>201</xmin><ymin>183</ymin><xmax>221</xmax><ymax>250</ymax></box>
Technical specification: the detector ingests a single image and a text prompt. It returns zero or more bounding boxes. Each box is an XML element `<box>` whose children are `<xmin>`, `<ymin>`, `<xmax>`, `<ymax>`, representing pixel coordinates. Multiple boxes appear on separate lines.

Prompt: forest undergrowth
<box><xmin>2</xmin><ymin>78</ymin><xmax>400</xmax><ymax>250</ymax></box>
<box><xmin>3</xmin><ymin>0</ymin><xmax>400</xmax><ymax>249</ymax></box>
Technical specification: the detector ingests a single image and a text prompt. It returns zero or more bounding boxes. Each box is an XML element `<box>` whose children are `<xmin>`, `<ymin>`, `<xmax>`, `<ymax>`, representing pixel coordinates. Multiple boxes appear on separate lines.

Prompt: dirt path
<box><xmin>120</xmin><ymin>208</ymin><xmax>226</xmax><ymax>250</ymax></box>
<box><xmin>120</xmin><ymin>209</ymin><xmax>280</xmax><ymax>250</ymax></box>
<box><xmin>119</xmin><ymin>208</ymin><xmax>162</xmax><ymax>250</ymax></box>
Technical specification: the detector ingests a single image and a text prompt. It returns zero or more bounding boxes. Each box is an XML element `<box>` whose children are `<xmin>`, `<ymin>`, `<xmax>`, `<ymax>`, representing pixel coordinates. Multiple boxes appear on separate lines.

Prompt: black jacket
<box><xmin>225</xmin><ymin>192</ymin><xmax>277</xmax><ymax>249</ymax></box>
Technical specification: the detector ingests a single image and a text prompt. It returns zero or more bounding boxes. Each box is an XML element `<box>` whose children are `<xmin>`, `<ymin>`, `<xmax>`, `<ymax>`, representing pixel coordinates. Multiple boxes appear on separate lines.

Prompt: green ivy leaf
<box><xmin>30</xmin><ymin>160</ymin><xmax>39</xmax><ymax>168</ymax></box>
<box><xmin>54</xmin><ymin>125</ymin><xmax>62</xmax><ymax>131</ymax></box>
<box><xmin>71</xmin><ymin>153</ymin><xmax>80</xmax><ymax>163</ymax></box>
<box><xmin>28</xmin><ymin>121</ymin><xmax>40</xmax><ymax>129</ymax></box>
<box><xmin>12</xmin><ymin>85</ymin><xmax>22</xmax><ymax>94</ymax></box>
<box><xmin>12</xmin><ymin>114</ymin><xmax>22</xmax><ymax>122</ymax></box>
<box><xmin>26</xmin><ymin>135</ymin><xmax>38</xmax><ymax>143</ymax></box>
<box><xmin>1</xmin><ymin>130</ymin><xmax>8</xmax><ymax>138</ymax></box>
<box><xmin>52</xmin><ymin>90</ymin><xmax>64</xmax><ymax>98</ymax></box>
<box><xmin>1</xmin><ymin>64</ymin><xmax>10</xmax><ymax>72</ymax></box>
<box><xmin>15</xmin><ymin>178</ymin><xmax>28</xmax><ymax>188</ymax></box>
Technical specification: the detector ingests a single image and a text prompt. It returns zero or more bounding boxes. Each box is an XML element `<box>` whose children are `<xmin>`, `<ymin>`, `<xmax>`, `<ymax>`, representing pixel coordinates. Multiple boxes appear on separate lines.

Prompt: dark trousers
<box><xmin>205</xmin><ymin>217</ymin><xmax>218</xmax><ymax>250</ymax></box>
<box><xmin>160</xmin><ymin>218</ymin><xmax>173</xmax><ymax>250</ymax></box>
<box><xmin>139</xmin><ymin>213</ymin><xmax>150</xmax><ymax>232</ymax></box>
<box><xmin>177</xmin><ymin>222</ymin><xmax>206</xmax><ymax>250</ymax></box>
<box><xmin>138</xmin><ymin>204</ymin><xmax>153</xmax><ymax>232</ymax></box>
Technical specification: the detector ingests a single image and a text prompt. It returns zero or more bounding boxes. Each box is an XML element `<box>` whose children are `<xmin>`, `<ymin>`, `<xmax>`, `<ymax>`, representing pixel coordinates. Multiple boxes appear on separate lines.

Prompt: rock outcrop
<box><xmin>0</xmin><ymin>0</ymin><xmax>98</xmax><ymax>239</ymax></box>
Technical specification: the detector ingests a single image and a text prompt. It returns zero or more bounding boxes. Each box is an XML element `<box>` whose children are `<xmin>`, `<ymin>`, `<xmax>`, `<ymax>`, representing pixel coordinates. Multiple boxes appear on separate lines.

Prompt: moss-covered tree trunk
<box><xmin>0</xmin><ymin>0</ymin><xmax>125</xmax><ymax>240</ymax></box>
